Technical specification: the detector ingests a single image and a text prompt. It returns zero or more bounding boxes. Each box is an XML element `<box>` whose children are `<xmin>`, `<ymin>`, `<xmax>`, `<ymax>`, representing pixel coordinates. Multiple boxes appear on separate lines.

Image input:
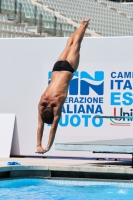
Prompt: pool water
<box><xmin>0</xmin><ymin>178</ymin><xmax>133</xmax><ymax>200</ymax></box>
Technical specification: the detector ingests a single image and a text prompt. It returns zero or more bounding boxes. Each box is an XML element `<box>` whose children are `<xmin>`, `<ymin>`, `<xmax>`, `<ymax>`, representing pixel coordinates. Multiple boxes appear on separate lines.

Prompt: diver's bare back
<box><xmin>39</xmin><ymin>70</ymin><xmax>73</xmax><ymax>110</ymax></box>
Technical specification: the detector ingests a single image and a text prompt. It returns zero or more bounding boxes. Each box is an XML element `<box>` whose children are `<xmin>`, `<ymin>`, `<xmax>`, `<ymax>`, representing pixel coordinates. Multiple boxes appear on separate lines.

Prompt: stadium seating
<box><xmin>99</xmin><ymin>0</ymin><xmax>133</xmax><ymax>18</ymax></box>
<box><xmin>1</xmin><ymin>0</ymin><xmax>133</xmax><ymax>37</ymax></box>
<box><xmin>0</xmin><ymin>14</ymin><xmax>33</xmax><ymax>38</ymax></box>
<box><xmin>0</xmin><ymin>0</ymin><xmax>99</xmax><ymax>38</ymax></box>
<box><xmin>36</xmin><ymin>0</ymin><xmax>133</xmax><ymax>36</ymax></box>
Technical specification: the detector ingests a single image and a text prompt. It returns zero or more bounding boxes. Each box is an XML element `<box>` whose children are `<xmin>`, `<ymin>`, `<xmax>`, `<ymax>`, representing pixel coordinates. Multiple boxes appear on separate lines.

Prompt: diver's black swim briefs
<box><xmin>52</xmin><ymin>60</ymin><xmax>75</xmax><ymax>73</ymax></box>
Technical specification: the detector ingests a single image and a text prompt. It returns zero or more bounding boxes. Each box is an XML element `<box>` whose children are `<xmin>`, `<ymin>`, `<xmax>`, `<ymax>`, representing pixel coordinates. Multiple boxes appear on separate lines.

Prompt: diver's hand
<box><xmin>36</xmin><ymin>145</ymin><xmax>49</xmax><ymax>154</ymax></box>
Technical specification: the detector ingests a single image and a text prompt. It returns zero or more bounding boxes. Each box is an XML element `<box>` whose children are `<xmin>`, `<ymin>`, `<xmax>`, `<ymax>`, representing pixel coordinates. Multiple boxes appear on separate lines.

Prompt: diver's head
<box><xmin>41</xmin><ymin>107</ymin><xmax>54</xmax><ymax>124</ymax></box>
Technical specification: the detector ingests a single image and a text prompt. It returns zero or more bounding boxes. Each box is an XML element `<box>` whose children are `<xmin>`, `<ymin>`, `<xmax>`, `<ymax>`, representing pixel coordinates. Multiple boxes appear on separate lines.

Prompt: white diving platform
<box><xmin>55</xmin><ymin>138</ymin><xmax>133</xmax><ymax>167</ymax></box>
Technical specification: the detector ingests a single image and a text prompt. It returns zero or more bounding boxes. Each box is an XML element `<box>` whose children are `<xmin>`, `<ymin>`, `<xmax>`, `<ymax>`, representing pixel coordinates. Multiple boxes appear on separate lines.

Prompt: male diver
<box><xmin>36</xmin><ymin>18</ymin><xmax>90</xmax><ymax>153</ymax></box>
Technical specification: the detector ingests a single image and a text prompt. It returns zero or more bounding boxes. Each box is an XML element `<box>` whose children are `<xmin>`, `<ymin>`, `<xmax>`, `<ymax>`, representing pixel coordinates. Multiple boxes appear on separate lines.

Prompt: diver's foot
<box><xmin>80</xmin><ymin>18</ymin><xmax>90</xmax><ymax>27</ymax></box>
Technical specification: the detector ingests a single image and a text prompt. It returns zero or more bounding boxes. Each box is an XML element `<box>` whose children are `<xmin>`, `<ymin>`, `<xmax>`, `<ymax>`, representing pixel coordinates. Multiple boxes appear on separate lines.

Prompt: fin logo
<box><xmin>48</xmin><ymin>71</ymin><xmax>104</xmax><ymax>95</ymax></box>
<box><xmin>69</xmin><ymin>71</ymin><xmax>104</xmax><ymax>95</ymax></box>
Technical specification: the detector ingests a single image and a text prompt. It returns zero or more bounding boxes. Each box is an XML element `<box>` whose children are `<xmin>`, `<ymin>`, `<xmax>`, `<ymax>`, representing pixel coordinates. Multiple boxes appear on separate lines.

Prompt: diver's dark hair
<box><xmin>41</xmin><ymin>107</ymin><xmax>54</xmax><ymax>124</ymax></box>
